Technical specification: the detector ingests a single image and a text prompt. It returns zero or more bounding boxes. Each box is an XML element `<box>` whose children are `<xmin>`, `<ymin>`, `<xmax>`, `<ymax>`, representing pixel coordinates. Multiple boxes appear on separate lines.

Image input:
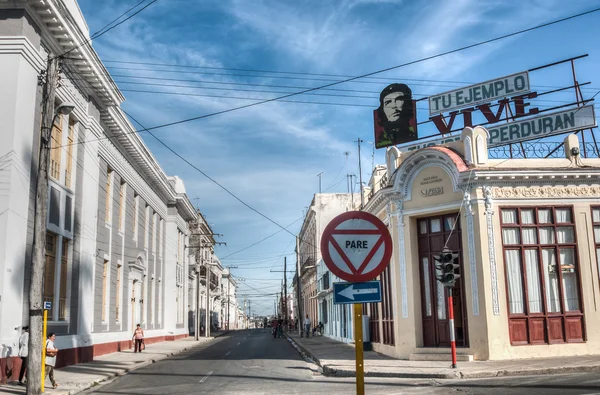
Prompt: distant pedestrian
<box><xmin>45</xmin><ymin>333</ymin><xmax>59</xmax><ymax>389</ymax></box>
<box><xmin>304</xmin><ymin>314</ymin><xmax>311</xmax><ymax>337</ymax></box>
<box><xmin>132</xmin><ymin>324</ymin><xmax>144</xmax><ymax>353</ymax></box>
<box><xmin>294</xmin><ymin>318</ymin><xmax>298</xmax><ymax>331</ymax></box>
<box><xmin>277</xmin><ymin>318</ymin><xmax>283</xmax><ymax>338</ymax></box>
<box><xmin>17</xmin><ymin>326</ymin><xmax>28</xmax><ymax>386</ymax></box>
<box><xmin>271</xmin><ymin>318</ymin><xmax>278</xmax><ymax>338</ymax></box>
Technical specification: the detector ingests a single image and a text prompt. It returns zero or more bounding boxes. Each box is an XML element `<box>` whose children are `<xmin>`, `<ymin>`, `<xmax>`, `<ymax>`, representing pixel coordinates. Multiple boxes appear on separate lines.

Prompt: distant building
<box><xmin>296</xmin><ymin>193</ymin><xmax>357</xmax><ymax>341</ymax></box>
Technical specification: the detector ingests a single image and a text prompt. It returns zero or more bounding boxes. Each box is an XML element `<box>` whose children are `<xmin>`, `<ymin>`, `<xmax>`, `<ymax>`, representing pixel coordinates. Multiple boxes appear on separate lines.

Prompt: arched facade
<box><xmin>363</xmin><ymin>130</ymin><xmax>600</xmax><ymax>361</ymax></box>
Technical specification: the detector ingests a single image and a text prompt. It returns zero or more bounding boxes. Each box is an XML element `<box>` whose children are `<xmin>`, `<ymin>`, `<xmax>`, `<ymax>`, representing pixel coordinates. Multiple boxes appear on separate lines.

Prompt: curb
<box><xmin>60</xmin><ymin>338</ymin><xmax>217</xmax><ymax>395</ymax></box>
<box><xmin>284</xmin><ymin>335</ymin><xmax>600</xmax><ymax>380</ymax></box>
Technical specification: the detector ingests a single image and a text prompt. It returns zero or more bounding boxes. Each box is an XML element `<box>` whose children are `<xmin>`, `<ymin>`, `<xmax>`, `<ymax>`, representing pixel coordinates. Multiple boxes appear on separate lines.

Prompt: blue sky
<box><xmin>77</xmin><ymin>0</ymin><xmax>600</xmax><ymax>316</ymax></box>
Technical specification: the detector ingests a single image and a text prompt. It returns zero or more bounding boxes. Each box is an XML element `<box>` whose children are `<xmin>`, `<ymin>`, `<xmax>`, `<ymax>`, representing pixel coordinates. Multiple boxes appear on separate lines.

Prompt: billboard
<box><xmin>374</xmin><ymin>84</ymin><xmax>418</xmax><ymax>149</ymax></box>
<box><xmin>428</xmin><ymin>71</ymin><xmax>530</xmax><ymax>116</ymax></box>
<box><xmin>372</xmin><ymin>56</ymin><xmax>596</xmax><ymax>151</ymax></box>
<box><xmin>488</xmin><ymin>105</ymin><xmax>596</xmax><ymax>147</ymax></box>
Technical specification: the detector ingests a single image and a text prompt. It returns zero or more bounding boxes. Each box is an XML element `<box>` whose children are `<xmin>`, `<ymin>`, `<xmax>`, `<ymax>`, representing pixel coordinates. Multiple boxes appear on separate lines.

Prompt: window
<box><xmin>381</xmin><ymin>265</ymin><xmax>395</xmax><ymax>345</ymax></box>
<box><xmin>158</xmin><ymin>218</ymin><xmax>163</xmax><ymax>257</ymax></box>
<box><xmin>102</xmin><ymin>260</ymin><xmax>108</xmax><ymax>321</ymax></box>
<box><xmin>116</xmin><ymin>264</ymin><xmax>122</xmax><ymax>321</ymax></box>
<box><xmin>59</xmin><ymin>239</ymin><xmax>68</xmax><ymax>321</ymax></box>
<box><xmin>501</xmin><ymin>207</ymin><xmax>584</xmax><ymax>345</ymax></box>
<box><xmin>158</xmin><ymin>279</ymin><xmax>162</xmax><ymax>326</ymax></box>
<box><xmin>65</xmin><ymin>120</ymin><xmax>75</xmax><ymax>188</ymax></box>
<box><xmin>64</xmin><ymin>195</ymin><xmax>73</xmax><ymax>232</ymax></box>
<box><xmin>49</xmin><ymin>187</ymin><xmax>60</xmax><ymax>226</ymax></box>
<box><xmin>44</xmin><ymin>233</ymin><xmax>57</xmax><ymax>319</ymax></box>
<box><xmin>105</xmin><ymin>169</ymin><xmax>113</xmax><ymax>223</ymax></box>
<box><xmin>49</xmin><ymin>114</ymin><xmax>62</xmax><ymax>180</ymax></box>
<box><xmin>592</xmin><ymin>207</ymin><xmax>600</xmax><ymax>286</ymax></box>
<box><xmin>151</xmin><ymin>213</ymin><xmax>156</xmax><ymax>253</ymax></box>
<box><xmin>118</xmin><ymin>181</ymin><xmax>126</xmax><ymax>231</ymax></box>
<box><xmin>177</xmin><ymin>232</ymin><xmax>182</xmax><ymax>263</ymax></box>
<box><xmin>144</xmin><ymin>205</ymin><xmax>150</xmax><ymax>248</ymax></box>
<box><xmin>133</xmin><ymin>194</ymin><xmax>138</xmax><ymax>237</ymax></box>
<box><xmin>149</xmin><ymin>278</ymin><xmax>154</xmax><ymax>325</ymax></box>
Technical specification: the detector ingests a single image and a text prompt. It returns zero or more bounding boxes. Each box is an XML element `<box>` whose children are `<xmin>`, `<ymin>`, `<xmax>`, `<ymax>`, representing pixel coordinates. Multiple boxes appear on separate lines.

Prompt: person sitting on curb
<box><xmin>312</xmin><ymin>322</ymin><xmax>324</xmax><ymax>336</ymax></box>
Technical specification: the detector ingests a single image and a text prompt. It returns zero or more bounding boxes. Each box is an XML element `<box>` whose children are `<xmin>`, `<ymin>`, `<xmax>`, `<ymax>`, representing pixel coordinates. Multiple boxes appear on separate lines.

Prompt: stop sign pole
<box><xmin>321</xmin><ymin>211</ymin><xmax>393</xmax><ymax>395</ymax></box>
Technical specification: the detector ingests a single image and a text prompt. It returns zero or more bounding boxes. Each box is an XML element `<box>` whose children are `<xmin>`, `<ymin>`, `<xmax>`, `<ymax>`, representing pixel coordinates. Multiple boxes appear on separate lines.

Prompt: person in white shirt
<box><xmin>45</xmin><ymin>333</ymin><xmax>59</xmax><ymax>389</ymax></box>
<box><xmin>17</xmin><ymin>326</ymin><xmax>29</xmax><ymax>386</ymax></box>
<box><xmin>304</xmin><ymin>314</ymin><xmax>311</xmax><ymax>337</ymax></box>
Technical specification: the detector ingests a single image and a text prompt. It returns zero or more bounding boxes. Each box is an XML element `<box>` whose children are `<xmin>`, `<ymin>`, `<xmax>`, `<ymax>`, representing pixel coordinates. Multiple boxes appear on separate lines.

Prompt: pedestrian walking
<box><xmin>17</xmin><ymin>326</ymin><xmax>28</xmax><ymax>386</ymax></box>
<box><xmin>277</xmin><ymin>318</ymin><xmax>283</xmax><ymax>338</ymax></box>
<box><xmin>132</xmin><ymin>324</ymin><xmax>144</xmax><ymax>353</ymax></box>
<box><xmin>271</xmin><ymin>318</ymin><xmax>278</xmax><ymax>338</ymax></box>
<box><xmin>304</xmin><ymin>314</ymin><xmax>311</xmax><ymax>337</ymax></box>
<box><xmin>45</xmin><ymin>333</ymin><xmax>59</xmax><ymax>389</ymax></box>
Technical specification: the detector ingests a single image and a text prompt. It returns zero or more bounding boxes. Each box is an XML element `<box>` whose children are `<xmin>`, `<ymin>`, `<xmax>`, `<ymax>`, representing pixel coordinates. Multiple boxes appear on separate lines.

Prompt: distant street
<box><xmin>79</xmin><ymin>329</ymin><xmax>600</xmax><ymax>395</ymax></box>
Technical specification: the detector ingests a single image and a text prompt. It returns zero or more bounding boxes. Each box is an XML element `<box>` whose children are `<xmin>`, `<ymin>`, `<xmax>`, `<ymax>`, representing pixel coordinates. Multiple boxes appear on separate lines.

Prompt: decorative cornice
<box><xmin>492</xmin><ymin>185</ymin><xmax>600</xmax><ymax>199</ymax></box>
<box><xmin>0</xmin><ymin>36</ymin><xmax>45</xmax><ymax>71</ymax></box>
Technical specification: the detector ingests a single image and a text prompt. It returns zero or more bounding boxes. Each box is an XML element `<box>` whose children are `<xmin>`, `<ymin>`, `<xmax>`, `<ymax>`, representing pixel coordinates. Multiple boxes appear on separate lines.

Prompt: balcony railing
<box><xmin>488</xmin><ymin>141</ymin><xmax>600</xmax><ymax>159</ymax></box>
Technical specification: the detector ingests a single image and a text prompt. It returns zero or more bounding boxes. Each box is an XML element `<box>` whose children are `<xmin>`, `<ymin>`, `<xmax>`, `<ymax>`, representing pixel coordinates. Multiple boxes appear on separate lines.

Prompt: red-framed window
<box><xmin>381</xmin><ymin>264</ymin><xmax>394</xmax><ymax>345</ymax></box>
<box><xmin>500</xmin><ymin>206</ymin><xmax>585</xmax><ymax>345</ymax></box>
<box><xmin>592</xmin><ymin>207</ymin><xmax>600</xmax><ymax>285</ymax></box>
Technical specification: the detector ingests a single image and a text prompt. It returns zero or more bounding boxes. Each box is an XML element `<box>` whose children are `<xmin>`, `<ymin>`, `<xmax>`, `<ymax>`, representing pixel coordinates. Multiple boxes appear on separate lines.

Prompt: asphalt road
<box><xmin>83</xmin><ymin>329</ymin><xmax>600</xmax><ymax>395</ymax></box>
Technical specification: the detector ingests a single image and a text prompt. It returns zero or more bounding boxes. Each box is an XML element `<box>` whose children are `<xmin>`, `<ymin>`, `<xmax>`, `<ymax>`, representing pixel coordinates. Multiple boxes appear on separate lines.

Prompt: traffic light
<box><xmin>434</xmin><ymin>248</ymin><xmax>460</xmax><ymax>287</ymax></box>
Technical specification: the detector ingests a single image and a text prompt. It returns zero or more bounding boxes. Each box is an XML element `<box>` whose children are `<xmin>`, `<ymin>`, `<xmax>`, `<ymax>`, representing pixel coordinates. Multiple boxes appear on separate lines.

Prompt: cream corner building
<box><xmin>362</xmin><ymin>126</ymin><xmax>600</xmax><ymax>361</ymax></box>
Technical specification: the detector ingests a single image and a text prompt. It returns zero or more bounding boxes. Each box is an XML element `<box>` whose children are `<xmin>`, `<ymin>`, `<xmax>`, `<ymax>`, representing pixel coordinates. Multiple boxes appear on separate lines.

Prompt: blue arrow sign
<box><xmin>43</xmin><ymin>301</ymin><xmax>52</xmax><ymax>310</ymax></box>
<box><xmin>333</xmin><ymin>281</ymin><xmax>382</xmax><ymax>304</ymax></box>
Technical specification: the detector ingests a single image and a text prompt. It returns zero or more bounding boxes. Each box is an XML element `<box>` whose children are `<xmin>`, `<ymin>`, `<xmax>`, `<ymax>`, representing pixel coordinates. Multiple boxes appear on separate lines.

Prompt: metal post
<box><xmin>353</xmin><ymin>303</ymin><xmax>364</xmax><ymax>395</ymax></box>
<box><xmin>28</xmin><ymin>56</ymin><xmax>58</xmax><ymax>395</ymax></box>
<box><xmin>41</xmin><ymin>309</ymin><xmax>48</xmax><ymax>393</ymax></box>
<box><xmin>448</xmin><ymin>288</ymin><xmax>457</xmax><ymax>369</ymax></box>
<box><xmin>357</xmin><ymin>139</ymin><xmax>364</xmax><ymax>209</ymax></box>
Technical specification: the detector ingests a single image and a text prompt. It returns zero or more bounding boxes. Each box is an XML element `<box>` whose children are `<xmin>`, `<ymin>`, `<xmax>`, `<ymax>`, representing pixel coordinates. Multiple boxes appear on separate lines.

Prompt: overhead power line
<box><xmin>62</xmin><ymin>6</ymin><xmax>600</xmax><ymax>142</ymax></box>
<box><xmin>55</xmin><ymin>0</ymin><xmax>158</xmax><ymax>59</ymax></box>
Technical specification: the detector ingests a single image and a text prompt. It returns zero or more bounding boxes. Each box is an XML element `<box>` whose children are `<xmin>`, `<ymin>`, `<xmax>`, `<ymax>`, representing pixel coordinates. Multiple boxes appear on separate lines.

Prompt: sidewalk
<box><xmin>286</xmin><ymin>331</ymin><xmax>600</xmax><ymax>379</ymax></box>
<box><xmin>0</xmin><ymin>331</ymin><xmax>230</xmax><ymax>395</ymax></box>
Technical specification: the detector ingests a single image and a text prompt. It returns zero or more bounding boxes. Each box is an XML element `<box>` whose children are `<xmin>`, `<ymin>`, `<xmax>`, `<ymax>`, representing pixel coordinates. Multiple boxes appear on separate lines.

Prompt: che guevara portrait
<box><xmin>374</xmin><ymin>83</ymin><xmax>418</xmax><ymax>149</ymax></box>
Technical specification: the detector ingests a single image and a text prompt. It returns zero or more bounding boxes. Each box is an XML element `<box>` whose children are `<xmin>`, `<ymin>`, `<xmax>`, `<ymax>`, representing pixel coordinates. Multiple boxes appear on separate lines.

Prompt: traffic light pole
<box><xmin>448</xmin><ymin>287</ymin><xmax>457</xmax><ymax>369</ymax></box>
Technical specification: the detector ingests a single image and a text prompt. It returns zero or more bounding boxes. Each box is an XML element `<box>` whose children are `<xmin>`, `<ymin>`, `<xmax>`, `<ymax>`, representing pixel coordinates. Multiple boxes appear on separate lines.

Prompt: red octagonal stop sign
<box><xmin>320</xmin><ymin>211</ymin><xmax>393</xmax><ymax>283</ymax></box>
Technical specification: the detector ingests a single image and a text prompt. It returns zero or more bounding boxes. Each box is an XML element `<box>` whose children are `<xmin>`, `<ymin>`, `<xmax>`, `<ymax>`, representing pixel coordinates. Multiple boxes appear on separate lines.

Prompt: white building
<box><xmin>0</xmin><ymin>0</ymin><xmax>206</xmax><ymax>374</ymax></box>
<box><xmin>297</xmin><ymin>193</ymin><xmax>358</xmax><ymax>342</ymax></box>
<box><xmin>221</xmin><ymin>269</ymin><xmax>238</xmax><ymax>329</ymax></box>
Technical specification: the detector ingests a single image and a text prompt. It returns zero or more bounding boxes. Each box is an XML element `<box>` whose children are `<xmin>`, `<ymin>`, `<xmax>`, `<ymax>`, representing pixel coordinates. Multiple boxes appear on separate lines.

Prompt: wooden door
<box><xmin>417</xmin><ymin>214</ymin><xmax>468</xmax><ymax>347</ymax></box>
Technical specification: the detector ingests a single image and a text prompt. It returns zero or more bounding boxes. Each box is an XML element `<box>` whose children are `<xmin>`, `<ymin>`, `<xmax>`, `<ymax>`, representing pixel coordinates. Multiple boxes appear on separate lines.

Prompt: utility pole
<box><xmin>295</xmin><ymin>236</ymin><xmax>303</xmax><ymax>336</ymax></box>
<box><xmin>195</xmin><ymin>266</ymin><xmax>201</xmax><ymax>340</ymax></box>
<box><xmin>28</xmin><ymin>56</ymin><xmax>59</xmax><ymax>395</ymax></box>
<box><xmin>226</xmin><ymin>273</ymin><xmax>231</xmax><ymax>330</ymax></box>
<box><xmin>244</xmin><ymin>297</ymin><xmax>247</xmax><ymax>329</ymax></box>
<box><xmin>205</xmin><ymin>251</ymin><xmax>211</xmax><ymax>338</ymax></box>
<box><xmin>317</xmin><ymin>172</ymin><xmax>323</xmax><ymax>193</ymax></box>
<box><xmin>283</xmin><ymin>257</ymin><xmax>288</xmax><ymax>327</ymax></box>
<box><xmin>356</xmin><ymin>138</ymin><xmax>364</xmax><ymax>209</ymax></box>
